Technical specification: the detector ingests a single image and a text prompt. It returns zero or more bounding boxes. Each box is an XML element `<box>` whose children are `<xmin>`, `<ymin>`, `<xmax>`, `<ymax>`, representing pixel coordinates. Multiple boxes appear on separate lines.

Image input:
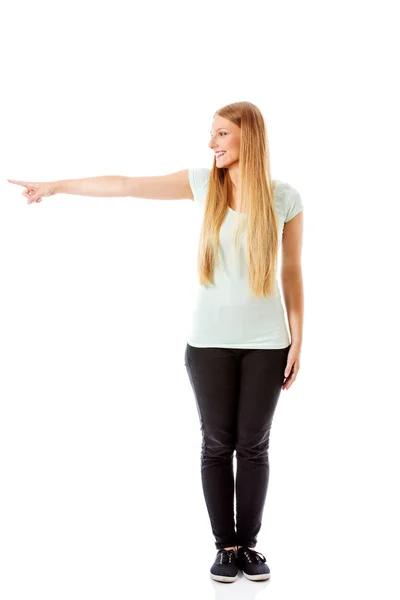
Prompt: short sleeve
<box><xmin>284</xmin><ymin>185</ymin><xmax>303</xmax><ymax>223</ymax></box>
<box><xmin>188</xmin><ymin>167</ymin><xmax>211</xmax><ymax>206</ymax></box>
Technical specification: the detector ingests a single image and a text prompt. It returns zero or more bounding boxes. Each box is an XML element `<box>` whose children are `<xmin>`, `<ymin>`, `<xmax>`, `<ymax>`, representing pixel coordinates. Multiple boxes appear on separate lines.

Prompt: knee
<box><xmin>236</xmin><ymin>434</ymin><xmax>270</xmax><ymax>463</ymax></box>
<box><xmin>201</xmin><ymin>431</ymin><xmax>235</xmax><ymax>460</ymax></box>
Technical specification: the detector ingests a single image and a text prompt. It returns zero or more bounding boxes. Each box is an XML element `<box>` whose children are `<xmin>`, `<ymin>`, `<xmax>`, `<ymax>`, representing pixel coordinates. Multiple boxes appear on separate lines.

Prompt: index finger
<box><xmin>7</xmin><ymin>179</ymin><xmax>30</xmax><ymax>186</ymax></box>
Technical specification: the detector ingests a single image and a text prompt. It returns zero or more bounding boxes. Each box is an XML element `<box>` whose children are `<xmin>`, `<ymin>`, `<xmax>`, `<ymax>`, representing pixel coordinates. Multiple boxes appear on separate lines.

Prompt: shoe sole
<box><xmin>210</xmin><ymin>572</ymin><xmax>238</xmax><ymax>583</ymax></box>
<box><xmin>242</xmin><ymin>570</ymin><xmax>271</xmax><ymax>581</ymax></box>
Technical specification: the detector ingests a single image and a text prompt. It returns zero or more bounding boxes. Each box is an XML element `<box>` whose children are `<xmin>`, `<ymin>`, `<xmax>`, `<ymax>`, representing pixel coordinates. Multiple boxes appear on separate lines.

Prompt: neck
<box><xmin>227</xmin><ymin>162</ymin><xmax>240</xmax><ymax>190</ymax></box>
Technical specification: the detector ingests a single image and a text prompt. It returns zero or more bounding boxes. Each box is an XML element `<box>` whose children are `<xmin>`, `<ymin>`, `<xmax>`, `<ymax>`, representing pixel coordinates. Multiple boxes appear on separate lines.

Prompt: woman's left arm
<box><xmin>280</xmin><ymin>211</ymin><xmax>304</xmax><ymax>390</ymax></box>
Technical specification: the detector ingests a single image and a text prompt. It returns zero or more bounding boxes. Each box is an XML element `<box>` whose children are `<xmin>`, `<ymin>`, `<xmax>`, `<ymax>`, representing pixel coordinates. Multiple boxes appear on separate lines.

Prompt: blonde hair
<box><xmin>197</xmin><ymin>101</ymin><xmax>279</xmax><ymax>298</ymax></box>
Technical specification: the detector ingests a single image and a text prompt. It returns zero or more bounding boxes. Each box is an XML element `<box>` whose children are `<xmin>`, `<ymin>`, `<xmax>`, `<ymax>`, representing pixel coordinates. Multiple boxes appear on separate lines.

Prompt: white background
<box><xmin>1</xmin><ymin>0</ymin><xmax>399</xmax><ymax>598</ymax></box>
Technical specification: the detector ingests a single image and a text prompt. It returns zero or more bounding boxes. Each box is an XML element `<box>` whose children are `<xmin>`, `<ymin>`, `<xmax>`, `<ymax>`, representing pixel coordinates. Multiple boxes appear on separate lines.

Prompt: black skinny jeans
<box><xmin>184</xmin><ymin>342</ymin><xmax>290</xmax><ymax>550</ymax></box>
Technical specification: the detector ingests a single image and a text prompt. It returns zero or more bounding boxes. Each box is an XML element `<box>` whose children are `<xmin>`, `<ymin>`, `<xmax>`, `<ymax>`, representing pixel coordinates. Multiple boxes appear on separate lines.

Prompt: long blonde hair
<box><xmin>197</xmin><ymin>101</ymin><xmax>279</xmax><ymax>298</ymax></box>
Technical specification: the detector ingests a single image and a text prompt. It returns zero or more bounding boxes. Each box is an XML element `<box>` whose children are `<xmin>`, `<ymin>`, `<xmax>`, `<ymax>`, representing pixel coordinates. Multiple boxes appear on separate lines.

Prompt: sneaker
<box><xmin>210</xmin><ymin>548</ymin><xmax>239</xmax><ymax>583</ymax></box>
<box><xmin>236</xmin><ymin>546</ymin><xmax>271</xmax><ymax>581</ymax></box>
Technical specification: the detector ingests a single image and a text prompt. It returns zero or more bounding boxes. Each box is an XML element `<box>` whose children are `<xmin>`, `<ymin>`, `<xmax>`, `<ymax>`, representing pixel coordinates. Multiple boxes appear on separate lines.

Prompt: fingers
<box><xmin>282</xmin><ymin>364</ymin><xmax>299</xmax><ymax>390</ymax></box>
<box><xmin>8</xmin><ymin>179</ymin><xmax>31</xmax><ymax>186</ymax></box>
<box><xmin>8</xmin><ymin>179</ymin><xmax>43</xmax><ymax>202</ymax></box>
<box><xmin>23</xmin><ymin>190</ymin><xmax>42</xmax><ymax>203</ymax></box>
<box><xmin>282</xmin><ymin>370</ymin><xmax>298</xmax><ymax>390</ymax></box>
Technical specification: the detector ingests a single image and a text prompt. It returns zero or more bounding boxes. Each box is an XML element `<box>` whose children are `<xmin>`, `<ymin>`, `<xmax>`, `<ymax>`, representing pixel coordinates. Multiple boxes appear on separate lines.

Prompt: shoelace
<box><xmin>242</xmin><ymin>548</ymin><xmax>266</xmax><ymax>564</ymax></box>
<box><xmin>219</xmin><ymin>549</ymin><xmax>236</xmax><ymax>564</ymax></box>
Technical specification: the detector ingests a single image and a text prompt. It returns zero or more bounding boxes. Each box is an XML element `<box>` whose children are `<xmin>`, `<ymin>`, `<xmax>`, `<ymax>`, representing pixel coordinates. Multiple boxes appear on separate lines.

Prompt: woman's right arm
<box><xmin>55</xmin><ymin>175</ymin><xmax>126</xmax><ymax>197</ymax></box>
<box><xmin>8</xmin><ymin>169</ymin><xmax>194</xmax><ymax>204</ymax></box>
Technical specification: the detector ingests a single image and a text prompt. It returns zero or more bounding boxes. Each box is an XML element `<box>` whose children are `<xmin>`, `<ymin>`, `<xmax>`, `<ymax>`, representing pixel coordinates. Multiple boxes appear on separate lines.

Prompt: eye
<box><xmin>219</xmin><ymin>132</ymin><xmax>227</xmax><ymax>136</ymax></box>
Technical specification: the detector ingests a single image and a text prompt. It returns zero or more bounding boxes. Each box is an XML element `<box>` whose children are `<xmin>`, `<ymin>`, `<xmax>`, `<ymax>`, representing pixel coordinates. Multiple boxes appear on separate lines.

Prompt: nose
<box><xmin>209</xmin><ymin>134</ymin><xmax>218</xmax><ymax>149</ymax></box>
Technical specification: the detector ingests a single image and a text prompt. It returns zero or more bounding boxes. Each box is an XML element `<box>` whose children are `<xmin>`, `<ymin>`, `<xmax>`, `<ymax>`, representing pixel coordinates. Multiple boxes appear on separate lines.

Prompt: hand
<box><xmin>7</xmin><ymin>178</ymin><xmax>57</xmax><ymax>204</ymax></box>
<box><xmin>282</xmin><ymin>345</ymin><xmax>301</xmax><ymax>390</ymax></box>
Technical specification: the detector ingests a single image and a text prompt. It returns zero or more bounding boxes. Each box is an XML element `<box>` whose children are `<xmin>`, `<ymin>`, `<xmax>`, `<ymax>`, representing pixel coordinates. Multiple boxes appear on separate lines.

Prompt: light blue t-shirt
<box><xmin>186</xmin><ymin>167</ymin><xmax>303</xmax><ymax>349</ymax></box>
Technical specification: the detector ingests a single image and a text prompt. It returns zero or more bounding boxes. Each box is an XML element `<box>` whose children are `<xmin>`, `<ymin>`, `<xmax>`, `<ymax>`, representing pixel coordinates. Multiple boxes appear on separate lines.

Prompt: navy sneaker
<box><xmin>210</xmin><ymin>548</ymin><xmax>239</xmax><ymax>583</ymax></box>
<box><xmin>237</xmin><ymin>546</ymin><xmax>271</xmax><ymax>581</ymax></box>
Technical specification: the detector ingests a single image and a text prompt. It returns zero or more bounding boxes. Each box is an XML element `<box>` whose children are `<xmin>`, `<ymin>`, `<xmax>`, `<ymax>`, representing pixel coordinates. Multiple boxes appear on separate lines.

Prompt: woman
<box><xmin>8</xmin><ymin>100</ymin><xmax>304</xmax><ymax>585</ymax></box>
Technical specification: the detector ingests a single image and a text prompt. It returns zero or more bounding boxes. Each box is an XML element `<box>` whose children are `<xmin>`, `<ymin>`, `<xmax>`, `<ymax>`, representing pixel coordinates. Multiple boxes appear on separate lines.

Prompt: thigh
<box><xmin>236</xmin><ymin>346</ymin><xmax>290</xmax><ymax>440</ymax></box>
<box><xmin>184</xmin><ymin>344</ymin><xmax>240</xmax><ymax>443</ymax></box>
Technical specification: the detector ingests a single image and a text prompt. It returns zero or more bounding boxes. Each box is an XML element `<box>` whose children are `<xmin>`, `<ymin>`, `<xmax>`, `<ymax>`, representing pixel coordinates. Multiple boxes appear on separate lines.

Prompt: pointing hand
<box><xmin>7</xmin><ymin>179</ymin><xmax>56</xmax><ymax>204</ymax></box>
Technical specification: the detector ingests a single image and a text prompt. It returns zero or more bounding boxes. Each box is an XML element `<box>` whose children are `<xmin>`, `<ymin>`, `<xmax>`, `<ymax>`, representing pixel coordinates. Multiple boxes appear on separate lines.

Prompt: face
<box><xmin>208</xmin><ymin>115</ymin><xmax>241</xmax><ymax>169</ymax></box>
